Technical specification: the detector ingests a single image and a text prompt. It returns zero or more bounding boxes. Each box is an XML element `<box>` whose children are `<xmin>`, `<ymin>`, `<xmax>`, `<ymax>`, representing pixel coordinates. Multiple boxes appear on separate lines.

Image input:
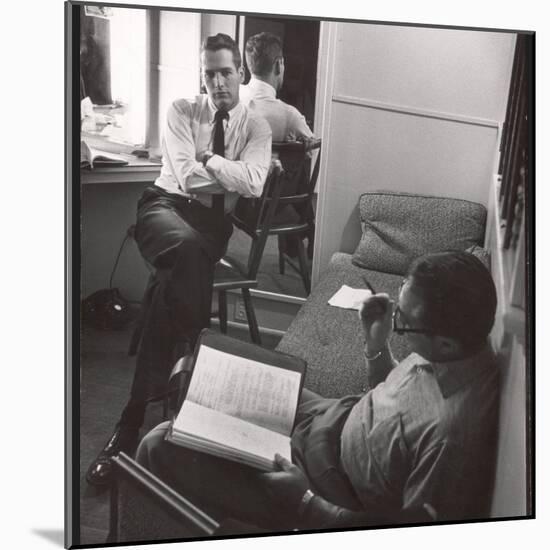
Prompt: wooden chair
<box><xmin>212</xmin><ymin>160</ymin><xmax>285</xmax><ymax>345</ymax></box>
<box><xmin>108</xmin><ymin>453</ymin><xmax>265</xmax><ymax>544</ymax></box>
<box><xmin>268</xmin><ymin>138</ymin><xmax>322</xmax><ymax>294</ymax></box>
<box><xmin>108</xmin><ymin>453</ymin><xmax>435</xmax><ymax>545</ymax></box>
<box><xmin>128</xmin><ymin>161</ymin><xmax>284</xmax><ymax>356</ymax></box>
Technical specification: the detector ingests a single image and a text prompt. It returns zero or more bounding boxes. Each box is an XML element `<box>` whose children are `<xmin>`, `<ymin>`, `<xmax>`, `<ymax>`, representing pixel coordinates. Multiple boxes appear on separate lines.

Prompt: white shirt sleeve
<box><xmin>162</xmin><ymin>100</ymin><xmax>225</xmax><ymax>195</ymax></box>
<box><xmin>286</xmin><ymin>105</ymin><xmax>314</xmax><ymax>142</ymax></box>
<box><xmin>206</xmin><ymin>116</ymin><xmax>272</xmax><ymax>198</ymax></box>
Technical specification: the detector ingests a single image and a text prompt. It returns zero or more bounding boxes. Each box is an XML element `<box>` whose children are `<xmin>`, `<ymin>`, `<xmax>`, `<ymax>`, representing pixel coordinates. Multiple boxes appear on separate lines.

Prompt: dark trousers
<box><xmin>135</xmin><ymin>388</ymin><xmax>324</xmax><ymax>530</ymax></box>
<box><xmin>119</xmin><ymin>186</ymin><xmax>233</xmax><ymax>429</ymax></box>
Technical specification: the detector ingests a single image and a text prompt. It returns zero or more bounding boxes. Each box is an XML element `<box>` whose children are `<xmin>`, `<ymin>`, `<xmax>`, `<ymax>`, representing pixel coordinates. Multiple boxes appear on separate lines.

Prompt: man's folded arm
<box><xmin>163</xmin><ymin>101</ymin><xmax>225</xmax><ymax>195</ymax></box>
<box><xmin>206</xmin><ymin>116</ymin><xmax>272</xmax><ymax>198</ymax></box>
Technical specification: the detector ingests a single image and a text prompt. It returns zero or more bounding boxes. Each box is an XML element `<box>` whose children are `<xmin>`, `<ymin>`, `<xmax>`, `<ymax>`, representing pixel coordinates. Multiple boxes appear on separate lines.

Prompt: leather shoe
<box><xmin>86</xmin><ymin>425</ymin><xmax>139</xmax><ymax>486</ymax></box>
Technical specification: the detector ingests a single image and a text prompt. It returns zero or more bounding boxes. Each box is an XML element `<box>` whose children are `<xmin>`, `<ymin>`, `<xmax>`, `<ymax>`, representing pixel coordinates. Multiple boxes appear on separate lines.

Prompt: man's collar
<box><xmin>415</xmin><ymin>345</ymin><xmax>496</xmax><ymax>398</ymax></box>
<box><xmin>432</xmin><ymin>345</ymin><xmax>496</xmax><ymax>398</ymax></box>
<box><xmin>206</xmin><ymin>96</ymin><xmax>243</xmax><ymax>125</ymax></box>
<box><xmin>247</xmin><ymin>77</ymin><xmax>277</xmax><ymax>98</ymax></box>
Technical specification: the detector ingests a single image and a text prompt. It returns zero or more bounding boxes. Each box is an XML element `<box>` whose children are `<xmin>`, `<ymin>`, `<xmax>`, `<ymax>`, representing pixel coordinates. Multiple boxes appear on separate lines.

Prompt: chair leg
<box><xmin>218</xmin><ymin>290</ymin><xmax>227</xmax><ymax>334</ymax></box>
<box><xmin>278</xmin><ymin>235</ymin><xmax>286</xmax><ymax>275</ymax></box>
<box><xmin>307</xmin><ymin>223</ymin><xmax>315</xmax><ymax>260</ymax></box>
<box><xmin>296</xmin><ymin>238</ymin><xmax>311</xmax><ymax>294</ymax></box>
<box><xmin>241</xmin><ymin>289</ymin><xmax>261</xmax><ymax>345</ymax></box>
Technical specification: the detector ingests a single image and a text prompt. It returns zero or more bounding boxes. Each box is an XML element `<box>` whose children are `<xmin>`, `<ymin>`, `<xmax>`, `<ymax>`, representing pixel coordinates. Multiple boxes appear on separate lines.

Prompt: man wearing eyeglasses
<box><xmin>137</xmin><ymin>250</ymin><xmax>499</xmax><ymax>529</ymax></box>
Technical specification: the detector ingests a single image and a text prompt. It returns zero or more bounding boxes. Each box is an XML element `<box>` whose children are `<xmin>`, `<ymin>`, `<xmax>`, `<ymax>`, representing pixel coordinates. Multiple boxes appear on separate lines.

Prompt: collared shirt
<box><xmin>339</xmin><ymin>346</ymin><xmax>499</xmax><ymax>521</ymax></box>
<box><xmin>155</xmin><ymin>95</ymin><xmax>272</xmax><ymax>212</ymax></box>
<box><xmin>240</xmin><ymin>78</ymin><xmax>314</xmax><ymax>142</ymax></box>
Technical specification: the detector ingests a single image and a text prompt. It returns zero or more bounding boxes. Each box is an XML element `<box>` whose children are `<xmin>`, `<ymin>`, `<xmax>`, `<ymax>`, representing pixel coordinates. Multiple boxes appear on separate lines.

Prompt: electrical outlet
<box><xmin>234</xmin><ymin>298</ymin><xmax>247</xmax><ymax>322</ymax></box>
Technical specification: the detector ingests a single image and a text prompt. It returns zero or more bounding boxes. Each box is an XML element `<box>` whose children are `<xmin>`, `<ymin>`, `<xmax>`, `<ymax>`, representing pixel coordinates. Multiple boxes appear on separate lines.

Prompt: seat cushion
<box><xmin>276</xmin><ymin>253</ymin><xmax>414</xmax><ymax>398</ymax></box>
<box><xmin>352</xmin><ymin>191</ymin><xmax>487</xmax><ymax>275</ymax></box>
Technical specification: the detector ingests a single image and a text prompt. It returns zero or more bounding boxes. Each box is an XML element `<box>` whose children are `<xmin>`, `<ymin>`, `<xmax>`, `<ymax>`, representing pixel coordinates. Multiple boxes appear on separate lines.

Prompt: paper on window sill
<box><xmin>81</xmin><ymin>132</ymin><xmax>137</xmax><ymax>155</ymax></box>
<box><xmin>81</xmin><ymin>96</ymin><xmax>94</xmax><ymax>120</ymax></box>
<box><xmin>328</xmin><ymin>285</ymin><xmax>372</xmax><ymax>310</ymax></box>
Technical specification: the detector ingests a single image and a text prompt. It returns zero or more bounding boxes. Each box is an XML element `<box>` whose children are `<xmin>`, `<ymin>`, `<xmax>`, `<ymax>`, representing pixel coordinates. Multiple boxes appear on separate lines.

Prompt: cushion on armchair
<box><xmin>351</xmin><ymin>191</ymin><xmax>487</xmax><ymax>275</ymax></box>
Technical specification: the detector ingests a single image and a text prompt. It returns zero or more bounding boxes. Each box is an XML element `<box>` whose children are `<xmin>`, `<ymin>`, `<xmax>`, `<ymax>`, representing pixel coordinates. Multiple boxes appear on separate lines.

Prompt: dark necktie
<box><xmin>212</xmin><ymin>110</ymin><xmax>229</xmax><ymax>215</ymax></box>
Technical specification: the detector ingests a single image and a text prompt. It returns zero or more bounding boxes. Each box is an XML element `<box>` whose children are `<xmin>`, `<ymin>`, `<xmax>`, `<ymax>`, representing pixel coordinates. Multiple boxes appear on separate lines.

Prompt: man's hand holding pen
<box><xmin>358</xmin><ymin>281</ymin><xmax>394</xmax><ymax>356</ymax></box>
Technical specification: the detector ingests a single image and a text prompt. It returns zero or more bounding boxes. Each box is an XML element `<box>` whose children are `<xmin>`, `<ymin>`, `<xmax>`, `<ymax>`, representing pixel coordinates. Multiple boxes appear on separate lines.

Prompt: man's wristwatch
<box><xmin>297</xmin><ymin>489</ymin><xmax>315</xmax><ymax>516</ymax></box>
<box><xmin>202</xmin><ymin>151</ymin><xmax>213</xmax><ymax>167</ymax></box>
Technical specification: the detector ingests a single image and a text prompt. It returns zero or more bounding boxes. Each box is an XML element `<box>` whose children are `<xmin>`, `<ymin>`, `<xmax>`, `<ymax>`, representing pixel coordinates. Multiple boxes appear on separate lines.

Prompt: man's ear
<box><xmin>238</xmin><ymin>65</ymin><xmax>244</xmax><ymax>83</ymax></box>
<box><xmin>274</xmin><ymin>57</ymin><xmax>283</xmax><ymax>76</ymax></box>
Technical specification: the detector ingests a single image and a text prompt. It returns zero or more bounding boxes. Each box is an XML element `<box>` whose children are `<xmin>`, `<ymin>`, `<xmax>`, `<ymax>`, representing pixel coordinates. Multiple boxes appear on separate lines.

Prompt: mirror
<box><xmin>226</xmin><ymin>16</ymin><xmax>321</xmax><ymax>300</ymax></box>
<box><xmin>80</xmin><ymin>6</ymin><xmax>322</xmax><ymax>303</ymax></box>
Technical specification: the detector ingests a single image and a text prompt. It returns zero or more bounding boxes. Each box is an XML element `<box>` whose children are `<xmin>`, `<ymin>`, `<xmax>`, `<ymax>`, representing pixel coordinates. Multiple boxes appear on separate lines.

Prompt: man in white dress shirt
<box><xmin>240</xmin><ymin>32</ymin><xmax>313</xmax><ymax>142</ymax></box>
<box><xmin>86</xmin><ymin>33</ymin><xmax>272</xmax><ymax>487</ymax></box>
<box><xmin>240</xmin><ymin>32</ymin><xmax>315</xmax><ymax>259</ymax></box>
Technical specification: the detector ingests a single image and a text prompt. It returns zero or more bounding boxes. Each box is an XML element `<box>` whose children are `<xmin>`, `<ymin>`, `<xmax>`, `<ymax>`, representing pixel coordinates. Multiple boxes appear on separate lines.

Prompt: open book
<box><xmin>167</xmin><ymin>330</ymin><xmax>306</xmax><ymax>471</ymax></box>
<box><xmin>80</xmin><ymin>139</ymin><xmax>129</xmax><ymax>169</ymax></box>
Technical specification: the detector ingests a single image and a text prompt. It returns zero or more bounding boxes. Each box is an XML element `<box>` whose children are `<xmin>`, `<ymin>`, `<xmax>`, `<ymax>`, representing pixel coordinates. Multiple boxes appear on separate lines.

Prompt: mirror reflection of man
<box><xmin>86</xmin><ymin>33</ymin><xmax>272</xmax><ymax>487</ymax></box>
<box><xmin>240</xmin><ymin>32</ymin><xmax>313</xmax><ymax>142</ymax></box>
<box><xmin>240</xmin><ymin>32</ymin><xmax>315</xmax><ymax>259</ymax></box>
<box><xmin>136</xmin><ymin>251</ymin><xmax>500</xmax><ymax>529</ymax></box>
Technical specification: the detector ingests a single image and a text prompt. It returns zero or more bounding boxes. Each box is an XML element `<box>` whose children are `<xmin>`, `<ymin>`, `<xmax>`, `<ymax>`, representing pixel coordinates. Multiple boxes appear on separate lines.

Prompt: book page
<box><xmin>80</xmin><ymin>139</ymin><xmax>129</xmax><ymax>168</ymax></box>
<box><xmin>88</xmin><ymin>145</ymin><xmax>129</xmax><ymax>167</ymax></box>
<box><xmin>185</xmin><ymin>346</ymin><xmax>301</xmax><ymax>436</ymax></box>
<box><xmin>173</xmin><ymin>401</ymin><xmax>291</xmax><ymax>470</ymax></box>
<box><xmin>80</xmin><ymin>140</ymin><xmax>92</xmax><ymax>167</ymax></box>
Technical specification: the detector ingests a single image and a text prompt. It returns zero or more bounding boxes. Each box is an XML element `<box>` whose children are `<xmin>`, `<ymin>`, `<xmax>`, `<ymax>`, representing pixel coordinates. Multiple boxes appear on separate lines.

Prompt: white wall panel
<box><xmin>491</xmin><ymin>337</ymin><xmax>527</xmax><ymax>517</ymax></box>
<box><xmin>313</xmin><ymin>23</ymin><xmax>515</xmax><ymax>278</ymax></box>
<box><xmin>317</xmin><ymin>101</ymin><xmax>500</xmax><ymax>270</ymax></box>
<box><xmin>333</xmin><ymin>24</ymin><xmax>515</xmax><ymax>122</ymax></box>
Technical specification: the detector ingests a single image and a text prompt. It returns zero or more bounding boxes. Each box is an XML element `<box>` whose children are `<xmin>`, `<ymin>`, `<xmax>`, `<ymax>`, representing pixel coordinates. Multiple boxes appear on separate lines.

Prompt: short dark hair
<box><xmin>201</xmin><ymin>33</ymin><xmax>241</xmax><ymax>69</ymax></box>
<box><xmin>245</xmin><ymin>32</ymin><xmax>283</xmax><ymax>77</ymax></box>
<box><xmin>407</xmin><ymin>250</ymin><xmax>497</xmax><ymax>351</ymax></box>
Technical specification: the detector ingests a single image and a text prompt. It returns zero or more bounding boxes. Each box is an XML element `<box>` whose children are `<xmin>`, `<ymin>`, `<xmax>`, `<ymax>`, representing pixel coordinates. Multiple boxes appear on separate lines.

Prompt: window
<box><xmin>80</xmin><ymin>5</ymin><xmax>147</xmax><ymax>147</ymax></box>
<box><xmin>498</xmin><ymin>33</ymin><xmax>532</xmax><ymax>253</ymax></box>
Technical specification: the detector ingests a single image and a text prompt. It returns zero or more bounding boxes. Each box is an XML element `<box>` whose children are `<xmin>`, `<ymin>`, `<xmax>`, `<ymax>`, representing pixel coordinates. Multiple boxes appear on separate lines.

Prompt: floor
<box><xmin>226</xmin><ymin>227</ymin><xmax>312</xmax><ymax>299</ymax></box>
<box><xmin>77</xmin><ymin>314</ymin><xmax>282</xmax><ymax>546</ymax></box>
<box><xmin>77</xmin><ymin>215</ymin><xmax>298</xmax><ymax>546</ymax></box>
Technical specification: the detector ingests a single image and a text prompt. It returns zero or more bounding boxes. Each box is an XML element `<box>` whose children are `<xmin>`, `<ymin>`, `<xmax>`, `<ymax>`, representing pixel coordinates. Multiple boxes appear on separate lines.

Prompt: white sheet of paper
<box><xmin>185</xmin><ymin>346</ymin><xmax>301</xmax><ymax>436</ymax></box>
<box><xmin>328</xmin><ymin>285</ymin><xmax>372</xmax><ymax>310</ymax></box>
<box><xmin>174</xmin><ymin>401</ymin><xmax>291</xmax><ymax>467</ymax></box>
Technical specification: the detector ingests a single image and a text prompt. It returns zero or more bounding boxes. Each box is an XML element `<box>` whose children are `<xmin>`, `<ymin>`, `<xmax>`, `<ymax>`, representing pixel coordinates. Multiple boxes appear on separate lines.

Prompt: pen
<box><xmin>362</xmin><ymin>276</ymin><xmax>376</xmax><ymax>295</ymax></box>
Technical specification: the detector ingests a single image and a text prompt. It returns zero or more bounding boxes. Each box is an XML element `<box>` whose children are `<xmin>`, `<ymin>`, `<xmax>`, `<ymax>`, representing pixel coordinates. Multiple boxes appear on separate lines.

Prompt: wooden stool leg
<box><xmin>218</xmin><ymin>290</ymin><xmax>227</xmax><ymax>334</ymax></box>
<box><xmin>242</xmin><ymin>289</ymin><xmax>261</xmax><ymax>345</ymax></box>
<box><xmin>296</xmin><ymin>238</ymin><xmax>311</xmax><ymax>294</ymax></box>
<box><xmin>278</xmin><ymin>235</ymin><xmax>286</xmax><ymax>275</ymax></box>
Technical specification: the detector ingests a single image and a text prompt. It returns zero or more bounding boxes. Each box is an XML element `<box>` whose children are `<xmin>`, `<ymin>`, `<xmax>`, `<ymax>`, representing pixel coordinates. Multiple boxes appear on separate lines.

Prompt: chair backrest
<box><xmin>271</xmin><ymin>138</ymin><xmax>322</xmax><ymax>220</ymax></box>
<box><xmin>109</xmin><ymin>452</ymin><xmax>266</xmax><ymax>543</ymax></box>
<box><xmin>109</xmin><ymin>452</ymin><xmax>219</xmax><ymax>544</ymax></box>
<box><xmin>230</xmin><ymin>160</ymin><xmax>285</xmax><ymax>277</ymax></box>
<box><xmin>233</xmin><ymin>140</ymin><xmax>321</xmax><ymax>233</ymax></box>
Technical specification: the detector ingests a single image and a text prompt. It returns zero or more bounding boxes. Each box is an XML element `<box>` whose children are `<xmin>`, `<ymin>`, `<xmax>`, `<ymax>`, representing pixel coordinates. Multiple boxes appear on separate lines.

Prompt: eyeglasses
<box><xmin>392</xmin><ymin>305</ymin><xmax>434</xmax><ymax>336</ymax></box>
